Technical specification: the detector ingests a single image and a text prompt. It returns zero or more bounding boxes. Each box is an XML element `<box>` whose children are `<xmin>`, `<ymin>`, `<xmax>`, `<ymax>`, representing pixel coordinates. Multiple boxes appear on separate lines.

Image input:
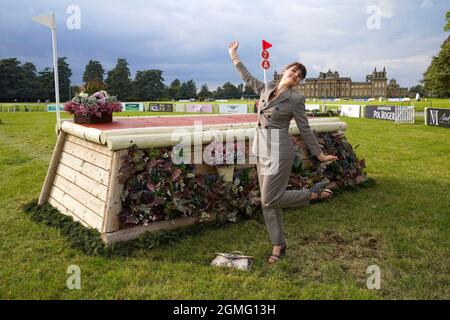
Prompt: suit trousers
<box><xmin>256</xmin><ymin>156</ymin><xmax>312</xmax><ymax>246</ymax></box>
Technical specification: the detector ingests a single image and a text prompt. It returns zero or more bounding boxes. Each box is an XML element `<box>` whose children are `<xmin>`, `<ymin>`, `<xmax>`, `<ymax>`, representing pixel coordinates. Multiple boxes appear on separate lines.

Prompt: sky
<box><xmin>0</xmin><ymin>0</ymin><xmax>448</xmax><ymax>90</ymax></box>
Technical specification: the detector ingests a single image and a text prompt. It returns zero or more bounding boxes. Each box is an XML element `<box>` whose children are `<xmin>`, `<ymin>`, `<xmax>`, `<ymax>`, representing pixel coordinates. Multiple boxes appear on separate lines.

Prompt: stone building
<box><xmin>273</xmin><ymin>67</ymin><xmax>408</xmax><ymax>99</ymax></box>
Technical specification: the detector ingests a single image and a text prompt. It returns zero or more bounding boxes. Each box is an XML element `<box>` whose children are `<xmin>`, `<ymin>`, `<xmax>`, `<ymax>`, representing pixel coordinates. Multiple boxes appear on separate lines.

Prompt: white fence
<box><xmin>394</xmin><ymin>106</ymin><xmax>415</xmax><ymax>124</ymax></box>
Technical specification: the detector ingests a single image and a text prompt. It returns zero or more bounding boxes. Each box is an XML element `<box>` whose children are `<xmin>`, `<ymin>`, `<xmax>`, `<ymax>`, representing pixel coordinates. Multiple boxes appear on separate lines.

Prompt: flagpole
<box><xmin>32</xmin><ymin>12</ymin><xmax>61</xmax><ymax>130</ymax></box>
<box><xmin>51</xmin><ymin>25</ymin><xmax>61</xmax><ymax>128</ymax></box>
<box><xmin>263</xmin><ymin>69</ymin><xmax>267</xmax><ymax>86</ymax></box>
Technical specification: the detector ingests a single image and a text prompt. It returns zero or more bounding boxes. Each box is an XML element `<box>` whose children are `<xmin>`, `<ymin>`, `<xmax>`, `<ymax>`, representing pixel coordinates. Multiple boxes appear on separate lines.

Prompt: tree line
<box><xmin>0</xmin><ymin>57</ymin><xmax>258</xmax><ymax>103</ymax></box>
<box><xmin>421</xmin><ymin>12</ymin><xmax>450</xmax><ymax>98</ymax></box>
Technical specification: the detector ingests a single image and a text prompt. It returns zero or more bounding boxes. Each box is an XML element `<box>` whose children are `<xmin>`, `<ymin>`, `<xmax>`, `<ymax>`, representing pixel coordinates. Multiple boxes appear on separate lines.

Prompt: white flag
<box><xmin>32</xmin><ymin>13</ymin><xmax>56</xmax><ymax>29</ymax></box>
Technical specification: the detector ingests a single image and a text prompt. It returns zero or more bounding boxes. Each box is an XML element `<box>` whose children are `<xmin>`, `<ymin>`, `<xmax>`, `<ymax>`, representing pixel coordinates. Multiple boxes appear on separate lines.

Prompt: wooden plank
<box><xmin>50</xmin><ymin>185</ymin><xmax>103</xmax><ymax>231</ymax></box>
<box><xmin>63</xmin><ymin>140</ymin><xmax>111</xmax><ymax>169</ymax></box>
<box><xmin>60</xmin><ymin>152</ymin><xmax>109</xmax><ymax>185</ymax></box>
<box><xmin>66</xmin><ymin>134</ymin><xmax>113</xmax><ymax>157</ymax></box>
<box><xmin>39</xmin><ymin>131</ymin><xmax>67</xmax><ymax>205</ymax></box>
<box><xmin>102</xmin><ymin>212</ymin><xmax>217</xmax><ymax>244</ymax></box>
<box><xmin>48</xmin><ymin>196</ymin><xmax>90</xmax><ymax>229</ymax></box>
<box><xmin>102</xmin><ymin>150</ymin><xmax>127</xmax><ymax>233</ymax></box>
<box><xmin>53</xmin><ymin>174</ymin><xmax>105</xmax><ymax>216</ymax></box>
<box><xmin>57</xmin><ymin>163</ymin><xmax>108</xmax><ymax>200</ymax></box>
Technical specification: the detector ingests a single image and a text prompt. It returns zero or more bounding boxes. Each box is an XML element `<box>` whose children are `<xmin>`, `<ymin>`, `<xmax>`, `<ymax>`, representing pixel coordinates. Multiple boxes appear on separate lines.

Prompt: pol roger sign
<box><xmin>425</xmin><ymin>108</ymin><xmax>450</xmax><ymax>128</ymax></box>
<box><xmin>219</xmin><ymin>103</ymin><xmax>248</xmax><ymax>114</ymax></box>
<box><xmin>364</xmin><ymin>105</ymin><xmax>396</xmax><ymax>121</ymax></box>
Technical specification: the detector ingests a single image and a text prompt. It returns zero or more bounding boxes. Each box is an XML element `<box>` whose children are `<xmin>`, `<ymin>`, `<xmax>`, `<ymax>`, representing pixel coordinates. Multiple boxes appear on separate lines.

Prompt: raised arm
<box><xmin>228</xmin><ymin>40</ymin><xmax>265</xmax><ymax>95</ymax></box>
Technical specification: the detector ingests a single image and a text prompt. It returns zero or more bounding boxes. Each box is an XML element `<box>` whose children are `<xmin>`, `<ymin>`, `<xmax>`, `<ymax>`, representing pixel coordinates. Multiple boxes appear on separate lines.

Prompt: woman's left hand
<box><xmin>317</xmin><ymin>153</ymin><xmax>338</xmax><ymax>162</ymax></box>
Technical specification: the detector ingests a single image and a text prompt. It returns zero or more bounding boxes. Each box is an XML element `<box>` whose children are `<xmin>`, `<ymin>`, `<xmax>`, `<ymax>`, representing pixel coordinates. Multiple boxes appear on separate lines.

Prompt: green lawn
<box><xmin>0</xmin><ymin>112</ymin><xmax>449</xmax><ymax>299</ymax></box>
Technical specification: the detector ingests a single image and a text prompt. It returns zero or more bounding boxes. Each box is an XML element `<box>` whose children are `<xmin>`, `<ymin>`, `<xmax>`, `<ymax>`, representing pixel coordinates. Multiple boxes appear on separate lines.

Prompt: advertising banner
<box><xmin>340</xmin><ymin>104</ymin><xmax>361</xmax><ymax>118</ymax></box>
<box><xmin>364</xmin><ymin>105</ymin><xmax>396</xmax><ymax>121</ymax></box>
<box><xmin>425</xmin><ymin>108</ymin><xmax>450</xmax><ymax>128</ymax></box>
<box><xmin>186</xmin><ymin>104</ymin><xmax>213</xmax><ymax>112</ymax></box>
<box><xmin>121</xmin><ymin>102</ymin><xmax>144</xmax><ymax>112</ymax></box>
<box><xmin>219</xmin><ymin>103</ymin><xmax>248</xmax><ymax>114</ymax></box>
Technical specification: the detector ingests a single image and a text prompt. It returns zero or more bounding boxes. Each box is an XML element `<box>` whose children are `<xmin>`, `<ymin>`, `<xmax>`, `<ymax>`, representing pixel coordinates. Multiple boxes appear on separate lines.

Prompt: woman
<box><xmin>228</xmin><ymin>40</ymin><xmax>338</xmax><ymax>263</ymax></box>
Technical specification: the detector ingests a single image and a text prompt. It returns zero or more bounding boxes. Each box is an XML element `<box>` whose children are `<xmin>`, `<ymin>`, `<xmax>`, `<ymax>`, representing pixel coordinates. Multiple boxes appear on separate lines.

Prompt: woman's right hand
<box><xmin>228</xmin><ymin>40</ymin><xmax>239</xmax><ymax>59</ymax></box>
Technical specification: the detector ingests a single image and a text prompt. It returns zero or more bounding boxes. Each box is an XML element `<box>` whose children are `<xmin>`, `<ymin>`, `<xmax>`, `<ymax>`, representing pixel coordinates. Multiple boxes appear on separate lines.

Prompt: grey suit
<box><xmin>235</xmin><ymin>61</ymin><xmax>324</xmax><ymax>246</ymax></box>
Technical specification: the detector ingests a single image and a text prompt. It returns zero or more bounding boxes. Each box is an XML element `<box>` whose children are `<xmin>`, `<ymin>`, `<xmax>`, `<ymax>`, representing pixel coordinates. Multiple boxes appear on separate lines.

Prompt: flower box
<box><xmin>74</xmin><ymin>112</ymin><xmax>113</xmax><ymax>124</ymax></box>
<box><xmin>64</xmin><ymin>90</ymin><xmax>122</xmax><ymax>124</ymax></box>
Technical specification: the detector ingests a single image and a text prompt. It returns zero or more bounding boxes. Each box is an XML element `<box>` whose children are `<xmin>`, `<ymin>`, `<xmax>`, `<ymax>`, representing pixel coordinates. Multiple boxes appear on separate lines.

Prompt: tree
<box><xmin>83</xmin><ymin>60</ymin><xmax>105</xmax><ymax>94</ymax></box>
<box><xmin>71</xmin><ymin>85</ymin><xmax>82</xmax><ymax>96</ymax></box>
<box><xmin>38</xmin><ymin>67</ymin><xmax>54</xmax><ymax>102</ymax></box>
<box><xmin>237</xmin><ymin>83</ymin><xmax>244</xmax><ymax>97</ymax></box>
<box><xmin>186</xmin><ymin>79</ymin><xmax>197</xmax><ymax>99</ymax></box>
<box><xmin>422</xmin><ymin>13</ymin><xmax>450</xmax><ymax>98</ymax></box>
<box><xmin>105</xmin><ymin>58</ymin><xmax>132</xmax><ymax>100</ymax></box>
<box><xmin>409</xmin><ymin>84</ymin><xmax>425</xmax><ymax>97</ymax></box>
<box><xmin>212</xmin><ymin>86</ymin><xmax>224</xmax><ymax>99</ymax></box>
<box><xmin>178</xmin><ymin>80</ymin><xmax>197</xmax><ymax>100</ymax></box>
<box><xmin>58</xmin><ymin>57</ymin><xmax>72</xmax><ymax>101</ymax></box>
<box><xmin>221</xmin><ymin>82</ymin><xmax>241</xmax><ymax>99</ymax></box>
<box><xmin>18</xmin><ymin>62</ymin><xmax>41</xmax><ymax>102</ymax></box>
<box><xmin>422</xmin><ymin>36</ymin><xmax>450</xmax><ymax>98</ymax></box>
<box><xmin>444</xmin><ymin>11</ymin><xmax>450</xmax><ymax>32</ymax></box>
<box><xmin>168</xmin><ymin>79</ymin><xmax>181</xmax><ymax>100</ymax></box>
<box><xmin>243</xmin><ymin>84</ymin><xmax>257</xmax><ymax>98</ymax></box>
<box><xmin>132</xmin><ymin>69</ymin><xmax>165</xmax><ymax>101</ymax></box>
<box><xmin>0</xmin><ymin>58</ymin><xmax>22</xmax><ymax>101</ymax></box>
<box><xmin>83</xmin><ymin>79</ymin><xmax>105</xmax><ymax>95</ymax></box>
<box><xmin>197</xmin><ymin>84</ymin><xmax>212</xmax><ymax>101</ymax></box>
<box><xmin>83</xmin><ymin>60</ymin><xmax>105</xmax><ymax>83</ymax></box>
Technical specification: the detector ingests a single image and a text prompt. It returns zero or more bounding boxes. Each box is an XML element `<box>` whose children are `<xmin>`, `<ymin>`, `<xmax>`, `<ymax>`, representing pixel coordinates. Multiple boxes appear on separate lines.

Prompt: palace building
<box><xmin>273</xmin><ymin>67</ymin><xmax>409</xmax><ymax>99</ymax></box>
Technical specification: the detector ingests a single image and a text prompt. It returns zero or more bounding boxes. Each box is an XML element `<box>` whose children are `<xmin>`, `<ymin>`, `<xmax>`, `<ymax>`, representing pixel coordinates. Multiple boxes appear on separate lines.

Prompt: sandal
<box><xmin>309</xmin><ymin>179</ymin><xmax>333</xmax><ymax>202</ymax></box>
<box><xmin>267</xmin><ymin>244</ymin><xmax>287</xmax><ymax>264</ymax></box>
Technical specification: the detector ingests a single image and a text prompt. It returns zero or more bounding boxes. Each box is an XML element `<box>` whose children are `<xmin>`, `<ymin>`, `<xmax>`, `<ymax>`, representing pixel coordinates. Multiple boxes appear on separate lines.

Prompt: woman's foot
<box><xmin>310</xmin><ymin>189</ymin><xmax>333</xmax><ymax>201</ymax></box>
<box><xmin>309</xmin><ymin>179</ymin><xmax>333</xmax><ymax>202</ymax></box>
<box><xmin>267</xmin><ymin>244</ymin><xmax>287</xmax><ymax>264</ymax></box>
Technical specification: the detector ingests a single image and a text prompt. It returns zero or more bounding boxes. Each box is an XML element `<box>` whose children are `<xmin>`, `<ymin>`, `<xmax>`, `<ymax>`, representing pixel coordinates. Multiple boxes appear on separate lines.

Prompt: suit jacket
<box><xmin>235</xmin><ymin>61</ymin><xmax>323</xmax><ymax>160</ymax></box>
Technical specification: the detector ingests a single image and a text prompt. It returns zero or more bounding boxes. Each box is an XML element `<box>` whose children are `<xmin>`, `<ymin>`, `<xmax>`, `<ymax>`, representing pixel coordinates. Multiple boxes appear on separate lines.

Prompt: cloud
<box><xmin>0</xmin><ymin>0</ymin><xmax>448</xmax><ymax>89</ymax></box>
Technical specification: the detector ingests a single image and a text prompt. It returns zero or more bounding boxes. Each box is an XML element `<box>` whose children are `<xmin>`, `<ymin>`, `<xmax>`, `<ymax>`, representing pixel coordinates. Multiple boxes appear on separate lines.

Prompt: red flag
<box><xmin>262</xmin><ymin>40</ymin><xmax>272</xmax><ymax>50</ymax></box>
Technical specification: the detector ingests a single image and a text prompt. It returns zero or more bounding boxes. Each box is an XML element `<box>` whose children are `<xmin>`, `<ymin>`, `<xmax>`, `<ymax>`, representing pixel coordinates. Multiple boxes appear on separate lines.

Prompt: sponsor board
<box><xmin>425</xmin><ymin>108</ymin><xmax>450</xmax><ymax>128</ymax></box>
<box><xmin>121</xmin><ymin>102</ymin><xmax>144</xmax><ymax>111</ymax></box>
<box><xmin>219</xmin><ymin>103</ymin><xmax>248</xmax><ymax>114</ymax></box>
<box><xmin>340</xmin><ymin>105</ymin><xmax>361</xmax><ymax>118</ymax></box>
<box><xmin>47</xmin><ymin>104</ymin><xmax>65</xmax><ymax>112</ymax></box>
<box><xmin>186</xmin><ymin>104</ymin><xmax>213</xmax><ymax>113</ymax></box>
<box><xmin>148</xmin><ymin>103</ymin><xmax>174</xmax><ymax>112</ymax></box>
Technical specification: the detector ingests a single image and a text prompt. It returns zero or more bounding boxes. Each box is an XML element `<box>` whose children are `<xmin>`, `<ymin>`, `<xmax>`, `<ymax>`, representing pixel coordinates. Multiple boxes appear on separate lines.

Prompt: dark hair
<box><xmin>284</xmin><ymin>62</ymin><xmax>307</xmax><ymax>82</ymax></box>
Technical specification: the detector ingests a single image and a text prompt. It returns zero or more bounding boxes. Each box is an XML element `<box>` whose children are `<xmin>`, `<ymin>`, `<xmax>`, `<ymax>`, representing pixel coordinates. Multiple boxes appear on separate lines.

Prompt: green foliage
<box><xmin>83</xmin><ymin>79</ymin><xmax>105</xmax><ymax>95</ymax></box>
<box><xmin>177</xmin><ymin>80</ymin><xmax>197</xmax><ymax>100</ymax></box>
<box><xmin>105</xmin><ymin>58</ymin><xmax>132</xmax><ymax>100</ymax></box>
<box><xmin>422</xmin><ymin>24</ymin><xmax>449</xmax><ymax>98</ymax></box>
<box><xmin>22</xmin><ymin>200</ymin><xmax>215</xmax><ymax>257</ymax></box>
<box><xmin>83</xmin><ymin>60</ymin><xmax>105</xmax><ymax>83</ymax></box>
<box><xmin>57</xmin><ymin>57</ymin><xmax>73</xmax><ymax>102</ymax></box>
<box><xmin>118</xmin><ymin>132</ymin><xmax>368</xmax><ymax>226</ymax></box>
<box><xmin>132</xmin><ymin>70</ymin><xmax>165</xmax><ymax>101</ymax></box>
<box><xmin>444</xmin><ymin>11</ymin><xmax>450</xmax><ymax>32</ymax></box>
<box><xmin>197</xmin><ymin>84</ymin><xmax>212</xmax><ymax>101</ymax></box>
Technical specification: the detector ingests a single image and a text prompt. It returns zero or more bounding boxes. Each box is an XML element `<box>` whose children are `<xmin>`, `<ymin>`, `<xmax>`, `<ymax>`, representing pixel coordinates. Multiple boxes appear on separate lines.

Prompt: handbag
<box><xmin>211</xmin><ymin>251</ymin><xmax>254</xmax><ymax>270</ymax></box>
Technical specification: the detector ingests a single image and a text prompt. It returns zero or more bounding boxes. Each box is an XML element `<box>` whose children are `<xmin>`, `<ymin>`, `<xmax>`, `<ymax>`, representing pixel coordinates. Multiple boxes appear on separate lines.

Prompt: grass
<box><xmin>0</xmin><ymin>112</ymin><xmax>449</xmax><ymax>299</ymax></box>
